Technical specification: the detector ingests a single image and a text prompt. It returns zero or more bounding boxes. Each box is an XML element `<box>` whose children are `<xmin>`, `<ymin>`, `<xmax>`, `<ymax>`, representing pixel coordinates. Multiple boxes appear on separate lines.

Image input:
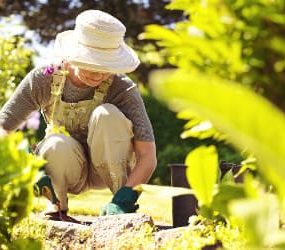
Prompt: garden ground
<box><xmin>32</xmin><ymin>184</ymin><xmax>174</xmax><ymax>225</ymax></box>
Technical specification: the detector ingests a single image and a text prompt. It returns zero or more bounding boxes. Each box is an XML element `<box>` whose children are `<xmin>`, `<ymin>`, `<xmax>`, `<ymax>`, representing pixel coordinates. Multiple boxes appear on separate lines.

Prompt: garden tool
<box><xmin>33</xmin><ymin>174</ymin><xmax>63</xmax><ymax>220</ymax></box>
<box><xmin>33</xmin><ymin>173</ymin><xmax>91</xmax><ymax>225</ymax></box>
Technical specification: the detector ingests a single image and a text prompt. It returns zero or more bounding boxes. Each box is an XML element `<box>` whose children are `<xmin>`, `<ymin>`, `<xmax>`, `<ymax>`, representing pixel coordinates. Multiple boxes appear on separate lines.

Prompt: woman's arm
<box><xmin>0</xmin><ymin>67</ymin><xmax>51</xmax><ymax>131</ymax></box>
<box><xmin>125</xmin><ymin>140</ymin><xmax>157</xmax><ymax>187</ymax></box>
<box><xmin>100</xmin><ymin>140</ymin><xmax>157</xmax><ymax>215</ymax></box>
<box><xmin>106</xmin><ymin>75</ymin><xmax>157</xmax><ymax>185</ymax></box>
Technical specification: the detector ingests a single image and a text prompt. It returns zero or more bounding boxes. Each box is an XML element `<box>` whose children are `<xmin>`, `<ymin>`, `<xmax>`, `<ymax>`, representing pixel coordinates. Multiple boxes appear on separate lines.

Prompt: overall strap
<box><xmin>51</xmin><ymin>70</ymin><xmax>66</xmax><ymax>97</ymax></box>
<box><xmin>49</xmin><ymin>70</ymin><xmax>67</xmax><ymax>124</ymax></box>
<box><xmin>92</xmin><ymin>75</ymin><xmax>113</xmax><ymax>105</ymax></box>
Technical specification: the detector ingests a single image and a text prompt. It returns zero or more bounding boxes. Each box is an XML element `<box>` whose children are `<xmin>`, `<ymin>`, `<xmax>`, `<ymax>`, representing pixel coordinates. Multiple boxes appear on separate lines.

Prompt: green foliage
<box><xmin>142</xmin><ymin>93</ymin><xmax>199</xmax><ymax>185</ymax></box>
<box><xmin>184</xmin><ymin>145</ymin><xmax>247</xmax><ymax>218</ymax></box>
<box><xmin>6</xmin><ymin>239</ymin><xmax>42</xmax><ymax>250</ymax></box>
<box><xmin>115</xmin><ymin>216</ymin><xmax>246</xmax><ymax>249</ymax></box>
<box><xmin>150</xmin><ymin>68</ymin><xmax>285</xmax><ymax>248</ymax></box>
<box><xmin>162</xmin><ymin>215</ymin><xmax>246</xmax><ymax>249</ymax></box>
<box><xmin>142</xmin><ymin>0</ymin><xmax>244</xmax><ymax>78</ymax></box>
<box><xmin>212</xmin><ymin>183</ymin><xmax>246</xmax><ymax>216</ymax></box>
<box><xmin>0</xmin><ymin>36</ymin><xmax>33</xmax><ymax>106</ymax></box>
<box><xmin>150</xmin><ymin>69</ymin><xmax>285</xmax><ymax>199</ymax></box>
<box><xmin>185</xmin><ymin>146</ymin><xmax>218</xmax><ymax>206</ymax></box>
<box><xmin>183</xmin><ymin>144</ymin><xmax>285</xmax><ymax>248</ymax></box>
<box><xmin>141</xmin><ymin>0</ymin><xmax>247</xmax><ymax>167</ymax></box>
<box><xmin>12</xmin><ymin>216</ymin><xmax>47</xmax><ymax>243</ymax></box>
<box><xmin>143</xmin><ymin>92</ymin><xmax>241</xmax><ymax>185</ymax></box>
<box><xmin>13</xmin><ymin>212</ymin><xmax>247</xmax><ymax>250</ymax></box>
<box><xmin>143</xmin><ymin>0</ymin><xmax>285</xmax><ymax>248</ymax></box>
<box><xmin>0</xmin><ymin>34</ymin><xmax>39</xmax><ymax>248</ymax></box>
<box><xmin>229</xmin><ymin>194</ymin><xmax>285</xmax><ymax>248</ymax></box>
<box><xmin>142</xmin><ymin>0</ymin><xmax>285</xmax><ymax>160</ymax></box>
<box><xmin>143</xmin><ymin>0</ymin><xmax>285</xmax><ymax>110</ymax></box>
<box><xmin>0</xmin><ymin>132</ymin><xmax>44</xmax><ymax>248</ymax></box>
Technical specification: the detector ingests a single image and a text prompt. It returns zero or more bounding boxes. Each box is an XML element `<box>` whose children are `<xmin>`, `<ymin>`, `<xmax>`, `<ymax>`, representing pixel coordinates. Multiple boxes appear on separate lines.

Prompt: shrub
<box><xmin>0</xmin><ymin>36</ymin><xmax>33</xmax><ymax>106</ymax></box>
<box><xmin>0</xmin><ymin>132</ymin><xmax>44</xmax><ymax>249</ymax></box>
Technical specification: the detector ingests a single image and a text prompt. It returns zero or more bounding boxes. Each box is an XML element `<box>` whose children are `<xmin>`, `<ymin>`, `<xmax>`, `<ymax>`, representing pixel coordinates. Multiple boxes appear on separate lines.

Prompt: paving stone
<box><xmin>154</xmin><ymin>226</ymin><xmax>188</xmax><ymax>248</ymax></box>
<box><xmin>43</xmin><ymin>213</ymin><xmax>154</xmax><ymax>249</ymax></box>
<box><xmin>91</xmin><ymin>213</ymin><xmax>154</xmax><ymax>249</ymax></box>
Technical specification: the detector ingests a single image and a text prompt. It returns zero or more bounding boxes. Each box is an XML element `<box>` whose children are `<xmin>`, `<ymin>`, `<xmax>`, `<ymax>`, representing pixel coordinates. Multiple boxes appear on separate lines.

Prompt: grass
<box><xmin>31</xmin><ymin>184</ymin><xmax>192</xmax><ymax>225</ymax></box>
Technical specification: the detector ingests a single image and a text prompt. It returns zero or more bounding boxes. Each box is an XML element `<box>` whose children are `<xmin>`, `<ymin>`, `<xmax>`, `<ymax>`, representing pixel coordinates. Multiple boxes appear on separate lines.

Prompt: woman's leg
<box><xmin>37</xmin><ymin>133</ymin><xmax>88</xmax><ymax>211</ymax></box>
<box><xmin>87</xmin><ymin>103</ymin><xmax>135</xmax><ymax>193</ymax></box>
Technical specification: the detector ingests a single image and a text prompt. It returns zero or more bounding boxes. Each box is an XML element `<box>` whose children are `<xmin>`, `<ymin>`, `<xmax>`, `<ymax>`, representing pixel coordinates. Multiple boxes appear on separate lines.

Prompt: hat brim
<box><xmin>54</xmin><ymin>30</ymin><xmax>140</xmax><ymax>74</ymax></box>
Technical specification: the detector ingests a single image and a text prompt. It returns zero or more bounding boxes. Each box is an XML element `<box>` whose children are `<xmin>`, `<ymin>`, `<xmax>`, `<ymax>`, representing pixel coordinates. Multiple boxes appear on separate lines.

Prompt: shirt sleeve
<box><xmin>0</xmin><ymin>66</ymin><xmax>52</xmax><ymax>130</ymax></box>
<box><xmin>106</xmin><ymin>74</ymin><xmax>155</xmax><ymax>142</ymax></box>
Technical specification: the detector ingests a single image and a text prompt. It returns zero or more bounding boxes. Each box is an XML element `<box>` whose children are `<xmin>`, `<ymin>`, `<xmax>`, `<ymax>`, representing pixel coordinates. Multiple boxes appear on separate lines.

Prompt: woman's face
<box><xmin>71</xmin><ymin>64</ymin><xmax>112</xmax><ymax>87</ymax></box>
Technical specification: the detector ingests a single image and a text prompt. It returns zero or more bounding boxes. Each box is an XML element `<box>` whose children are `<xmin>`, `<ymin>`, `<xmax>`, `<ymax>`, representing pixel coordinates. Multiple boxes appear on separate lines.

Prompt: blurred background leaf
<box><xmin>150</xmin><ymin>69</ymin><xmax>285</xmax><ymax>199</ymax></box>
<box><xmin>185</xmin><ymin>145</ymin><xmax>218</xmax><ymax>206</ymax></box>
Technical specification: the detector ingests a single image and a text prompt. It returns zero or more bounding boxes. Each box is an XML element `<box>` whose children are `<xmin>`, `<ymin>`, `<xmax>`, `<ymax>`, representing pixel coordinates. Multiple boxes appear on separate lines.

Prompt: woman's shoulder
<box><xmin>112</xmin><ymin>74</ymin><xmax>136</xmax><ymax>90</ymax></box>
<box><xmin>105</xmin><ymin>74</ymin><xmax>139</xmax><ymax>103</ymax></box>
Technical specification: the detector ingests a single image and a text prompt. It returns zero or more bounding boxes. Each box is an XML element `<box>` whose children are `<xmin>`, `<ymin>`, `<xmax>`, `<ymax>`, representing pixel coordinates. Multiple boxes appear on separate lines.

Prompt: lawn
<box><xmin>31</xmin><ymin>184</ymin><xmax>192</xmax><ymax>225</ymax></box>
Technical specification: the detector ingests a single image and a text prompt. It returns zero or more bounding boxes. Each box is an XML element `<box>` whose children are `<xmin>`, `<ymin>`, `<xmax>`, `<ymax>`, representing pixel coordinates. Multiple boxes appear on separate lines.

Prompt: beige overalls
<box><xmin>37</xmin><ymin>70</ymin><xmax>135</xmax><ymax>211</ymax></box>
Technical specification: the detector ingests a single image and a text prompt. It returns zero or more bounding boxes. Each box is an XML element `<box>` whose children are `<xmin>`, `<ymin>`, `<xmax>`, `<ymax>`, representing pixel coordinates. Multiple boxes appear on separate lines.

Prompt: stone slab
<box><xmin>42</xmin><ymin>213</ymin><xmax>154</xmax><ymax>249</ymax></box>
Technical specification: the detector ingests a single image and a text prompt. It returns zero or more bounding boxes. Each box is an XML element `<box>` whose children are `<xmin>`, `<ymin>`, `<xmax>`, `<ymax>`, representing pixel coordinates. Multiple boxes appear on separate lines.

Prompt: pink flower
<box><xmin>18</xmin><ymin>111</ymin><xmax>41</xmax><ymax>131</ymax></box>
<box><xmin>43</xmin><ymin>64</ymin><xmax>59</xmax><ymax>76</ymax></box>
<box><xmin>26</xmin><ymin>111</ymin><xmax>41</xmax><ymax>130</ymax></box>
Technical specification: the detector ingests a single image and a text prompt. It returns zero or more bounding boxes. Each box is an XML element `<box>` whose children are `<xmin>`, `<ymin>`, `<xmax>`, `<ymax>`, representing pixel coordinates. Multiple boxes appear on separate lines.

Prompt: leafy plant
<box><xmin>143</xmin><ymin>0</ymin><xmax>285</xmax><ymax>110</ymax></box>
<box><xmin>142</xmin><ymin>92</ymin><xmax>204</xmax><ymax>185</ymax></box>
<box><xmin>0</xmin><ymin>132</ymin><xmax>45</xmax><ymax>249</ymax></box>
<box><xmin>151</xmin><ymin>69</ymin><xmax>285</xmax><ymax>200</ymax></box>
<box><xmin>0</xmin><ymin>36</ymin><xmax>33</xmax><ymax>106</ymax></box>
<box><xmin>141</xmin><ymin>0</ymin><xmax>285</xmax><ymax>153</ymax></box>
<box><xmin>142</xmin><ymin>91</ymin><xmax>242</xmax><ymax>185</ymax></box>
<box><xmin>185</xmin><ymin>146</ymin><xmax>218</xmax><ymax>207</ymax></box>
<box><xmin>162</xmin><ymin>215</ymin><xmax>246</xmax><ymax>250</ymax></box>
<box><xmin>143</xmin><ymin>0</ymin><xmax>285</xmax><ymax>248</ymax></box>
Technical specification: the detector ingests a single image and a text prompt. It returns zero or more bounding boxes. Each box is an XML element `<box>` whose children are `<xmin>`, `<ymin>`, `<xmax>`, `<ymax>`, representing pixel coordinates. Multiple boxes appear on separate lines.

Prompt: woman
<box><xmin>0</xmin><ymin>9</ymin><xmax>156</xmax><ymax>221</ymax></box>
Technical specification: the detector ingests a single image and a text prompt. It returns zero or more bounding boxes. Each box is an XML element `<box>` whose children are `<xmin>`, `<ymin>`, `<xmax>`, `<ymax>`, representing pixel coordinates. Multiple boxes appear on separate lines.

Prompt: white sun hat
<box><xmin>53</xmin><ymin>10</ymin><xmax>140</xmax><ymax>74</ymax></box>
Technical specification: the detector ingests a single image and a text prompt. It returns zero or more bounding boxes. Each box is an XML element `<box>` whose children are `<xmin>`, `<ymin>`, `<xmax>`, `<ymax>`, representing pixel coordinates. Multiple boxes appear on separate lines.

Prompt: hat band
<box><xmin>75</xmin><ymin>24</ymin><xmax>124</xmax><ymax>49</ymax></box>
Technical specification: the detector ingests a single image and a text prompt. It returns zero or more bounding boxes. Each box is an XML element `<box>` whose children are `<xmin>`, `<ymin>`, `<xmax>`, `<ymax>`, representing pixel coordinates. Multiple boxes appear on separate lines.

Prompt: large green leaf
<box><xmin>150</xmin><ymin>69</ymin><xmax>285</xmax><ymax>199</ymax></box>
<box><xmin>212</xmin><ymin>183</ymin><xmax>246</xmax><ymax>216</ymax></box>
<box><xmin>185</xmin><ymin>145</ymin><xmax>218</xmax><ymax>206</ymax></box>
<box><xmin>229</xmin><ymin>194</ymin><xmax>280</xmax><ymax>247</ymax></box>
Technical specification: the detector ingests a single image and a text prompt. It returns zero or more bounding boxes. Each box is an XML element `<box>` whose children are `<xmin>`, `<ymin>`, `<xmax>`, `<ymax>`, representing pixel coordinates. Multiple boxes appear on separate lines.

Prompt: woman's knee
<box><xmin>89</xmin><ymin>103</ymin><xmax>123</xmax><ymax>125</ymax></box>
<box><xmin>37</xmin><ymin>134</ymin><xmax>83</xmax><ymax>162</ymax></box>
<box><xmin>89</xmin><ymin>103</ymin><xmax>132</xmax><ymax>134</ymax></box>
<box><xmin>37</xmin><ymin>134</ymin><xmax>87</xmax><ymax>188</ymax></box>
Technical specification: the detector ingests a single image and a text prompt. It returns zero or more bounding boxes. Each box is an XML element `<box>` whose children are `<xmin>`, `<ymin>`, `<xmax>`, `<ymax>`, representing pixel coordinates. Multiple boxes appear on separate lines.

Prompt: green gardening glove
<box><xmin>100</xmin><ymin>186</ymin><xmax>140</xmax><ymax>216</ymax></box>
<box><xmin>34</xmin><ymin>174</ymin><xmax>59</xmax><ymax>204</ymax></box>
